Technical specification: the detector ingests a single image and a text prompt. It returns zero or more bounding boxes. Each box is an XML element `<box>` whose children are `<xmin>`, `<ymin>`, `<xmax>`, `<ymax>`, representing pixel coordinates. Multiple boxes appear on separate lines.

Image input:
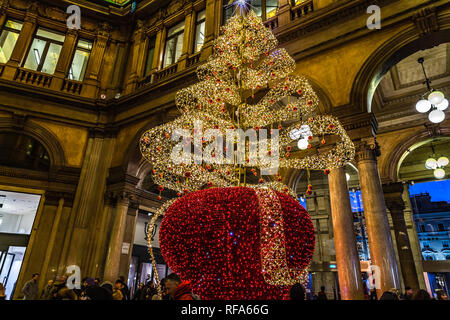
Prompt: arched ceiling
<box><xmin>372</xmin><ymin>43</ymin><xmax>450</xmax><ymax>133</ymax></box>
<box><xmin>398</xmin><ymin>137</ymin><xmax>450</xmax><ymax>182</ymax></box>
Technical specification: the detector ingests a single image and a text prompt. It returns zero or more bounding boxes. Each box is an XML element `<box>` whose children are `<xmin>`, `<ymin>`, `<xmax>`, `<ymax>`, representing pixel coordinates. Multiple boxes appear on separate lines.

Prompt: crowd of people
<box><xmin>0</xmin><ymin>273</ymin><xmax>447</xmax><ymax>300</ymax></box>
<box><xmin>0</xmin><ymin>272</ymin><xmax>198</xmax><ymax>300</ymax></box>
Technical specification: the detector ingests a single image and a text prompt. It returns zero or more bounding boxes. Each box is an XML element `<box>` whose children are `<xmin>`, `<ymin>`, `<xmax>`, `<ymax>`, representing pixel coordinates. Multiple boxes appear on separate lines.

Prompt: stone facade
<box><xmin>0</xmin><ymin>0</ymin><xmax>449</xmax><ymax>299</ymax></box>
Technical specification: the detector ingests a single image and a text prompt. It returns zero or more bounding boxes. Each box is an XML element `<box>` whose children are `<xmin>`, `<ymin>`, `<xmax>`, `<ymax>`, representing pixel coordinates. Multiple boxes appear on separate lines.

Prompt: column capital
<box><xmin>0</xmin><ymin>0</ymin><xmax>9</xmax><ymax>15</ymax></box>
<box><xmin>184</xmin><ymin>2</ymin><xmax>194</xmax><ymax>16</ymax></box>
<box><xmin>97</xmin><ymin>21</ymin><xmax>112</xmax><ymax>39</ymax></box>
<box><xmin>354</xmin><ymin>139</ymin><xmax>380</xmax><ymax>163</ymax></box>
<box><xmin>383</xmin><ymin>182</ymin><xmax>406</xmax><ymax>214</ymax></box>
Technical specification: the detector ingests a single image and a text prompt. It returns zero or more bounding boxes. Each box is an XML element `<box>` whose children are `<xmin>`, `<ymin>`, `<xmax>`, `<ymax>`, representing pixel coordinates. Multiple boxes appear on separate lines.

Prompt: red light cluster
<box><xmin>159</xmin><ymin>187</ymin><xmax>315</xmax><ymax>300</ymax></box>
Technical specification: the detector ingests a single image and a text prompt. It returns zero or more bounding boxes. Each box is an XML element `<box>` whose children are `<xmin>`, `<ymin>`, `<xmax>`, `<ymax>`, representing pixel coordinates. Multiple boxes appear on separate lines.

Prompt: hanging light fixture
<box><xmin>424</xmin><ymin>141</ymin><xmax>448</xmax><ymax>179</ymax></box>
<box><xmin>416</xmin><ymin>57</ymin><xmax>447</xmax><ymax>124</ymax></box>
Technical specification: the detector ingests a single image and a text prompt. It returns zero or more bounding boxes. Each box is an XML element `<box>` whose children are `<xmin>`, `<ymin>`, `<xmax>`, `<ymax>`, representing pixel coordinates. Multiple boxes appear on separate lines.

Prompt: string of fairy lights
<box><xmin>140</xmin><ymin>11</ymin><xmax>355</xmax><ymax>197</ymax></box>
<box><xmin>140</xmin><ymin>8</ymin><xmax>354</xmax><ymax>298</ymax></box>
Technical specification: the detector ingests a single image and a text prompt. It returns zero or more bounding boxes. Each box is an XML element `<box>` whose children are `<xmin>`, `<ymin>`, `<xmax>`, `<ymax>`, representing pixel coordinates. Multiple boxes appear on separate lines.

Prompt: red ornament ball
<box><xmin>159</xmin><ymin>187</ymin><xmax>315</xmax><ymax>300</ymax></box>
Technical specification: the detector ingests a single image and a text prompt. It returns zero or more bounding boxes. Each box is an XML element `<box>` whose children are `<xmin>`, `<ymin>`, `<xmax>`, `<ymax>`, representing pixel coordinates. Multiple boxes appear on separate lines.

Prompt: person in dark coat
<box><xmin>84</xmin><ymin>278</ymin><xmax>112</xmax><ymax>300</ymax></box>
<box><xmin>133</xmin><ymin>283</ymin><xmax>144</xmax><ymax>300</ymax></box>
<box><xmin>100</xmin><ymin>281</ymin><xmax>114</xmax><ymax>299</ymax></box>
<box><xmin>118</xmin><ymin>276</ymin><xmax>130</xmax><ymax>300</ymax></box>
<box><xmin>412</xmin><ymin>289</ymin><xmax>432</xmax><ymax>300</ymax></box>
<box><xmin>52</xmin><ymin>276</ymin><xmax>78</xmax><ymax>300</ymax></box>
<box><xmin>316</xmin><ymin>286</ymin><xmax>328</xmax><ymax>300</ymax></box>
<box><xmin>290</xmin><ymin>283</ymin><xmax>305</xmax><ymax>300</ymax></box>
<box><xmin>165</xmin><ymin>273</ymin><xmax>195</xmax><ymax>300</ymax></box>
<box><xmin>379</xmin><ymin>289</ymin><xmax>399</xmax><ymax>300</ymax></box>
<box><xmin>21</xmin><ymin>273</ymin><xmax>39</xmax><ymax>300</ymax></box>
<box><xmin>400</xmin><ymin>286</ymin><xmax>413</xmax><ymax>300</ymax></box>
<box><xmin>40</xmin><ymin>280</ymin><xmax>54</xmax><ymax>300</ymax></box>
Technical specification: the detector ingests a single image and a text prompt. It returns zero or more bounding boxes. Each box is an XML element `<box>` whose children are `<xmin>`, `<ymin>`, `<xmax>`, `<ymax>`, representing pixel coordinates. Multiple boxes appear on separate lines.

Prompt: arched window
<box><xmin>0</xmin><ymin>132</ymin><xmax>50</xmax><ymax>171</ymax></box>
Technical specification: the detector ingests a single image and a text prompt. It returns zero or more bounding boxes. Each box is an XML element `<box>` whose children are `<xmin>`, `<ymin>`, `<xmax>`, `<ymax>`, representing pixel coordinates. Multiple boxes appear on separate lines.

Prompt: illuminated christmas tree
<box><xmin>140</xmin><ymin>7</ymin><xmax>354</xmax><ymax>300</ymax></box>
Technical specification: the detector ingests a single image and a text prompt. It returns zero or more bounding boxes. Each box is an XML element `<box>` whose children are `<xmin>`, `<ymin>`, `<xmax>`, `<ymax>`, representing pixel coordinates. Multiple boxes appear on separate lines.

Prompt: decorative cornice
<box><xmin>412</xmin><ymin>6</ymin><xmax>439</xmax><ymax>36</ymax></box>
<box><xmin>354</xmin><ymin>138</ymin><xmax>380</xmax><ymax>163</ymax></box>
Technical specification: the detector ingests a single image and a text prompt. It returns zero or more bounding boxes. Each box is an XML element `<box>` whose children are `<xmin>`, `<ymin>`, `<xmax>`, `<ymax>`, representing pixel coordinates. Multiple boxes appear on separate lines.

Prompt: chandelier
<box><xmin>425</xmin><ymin>142</ymin><xmax>448</xmax><ymax>179</ymax></box>
<box><xmin>415</xmin><ymin>57</ymin><xmax>448</xmax><ymax>123</ymax></box>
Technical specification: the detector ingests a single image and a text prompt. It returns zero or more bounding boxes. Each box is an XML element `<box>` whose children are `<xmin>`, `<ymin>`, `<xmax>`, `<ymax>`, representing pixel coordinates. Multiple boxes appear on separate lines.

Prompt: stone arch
<box><xmin>0</xmin><ymin>117</ymin><xmax>66</xmax><ymax>169</ymax></box>
<box><xmin>351</xmin><ymin>25</ymin><xmax>450</xmax><ymax>113</ymax></box>
<box><xmin>383</xmin><ymin>126</ymin><xmax>450</xmax><ymax>183</ymax></box>
<box><xmin>122</xmin><ymin>111</ymin><xmax>178</xmax><ymax>181</ymax></box>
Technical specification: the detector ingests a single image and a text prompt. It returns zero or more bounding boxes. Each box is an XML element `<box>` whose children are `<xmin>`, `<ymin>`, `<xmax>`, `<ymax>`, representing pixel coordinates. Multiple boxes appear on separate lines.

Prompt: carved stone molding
<box><xmin>0</xmin><ymin>0</ymin><xmax>9</xmax><ymax>14</ymax></box>
<box><xmin>354</xmin><ymin>138</ymin><xmax>380</xmax><ymax>163</ymax></box>
<box><xmin>44</xmin><ymin>191</ymin><xmax>74</xmax><ymax>207</ymax></box>
<box><xmin>412</xmin><ymin>6</ymin><xmax>439</xmax><ymax>37</ymax></box>
<box><xmin>97</xmin><ymin>21</ymin><xmax>112</xmax><ymax>38</ymax></box>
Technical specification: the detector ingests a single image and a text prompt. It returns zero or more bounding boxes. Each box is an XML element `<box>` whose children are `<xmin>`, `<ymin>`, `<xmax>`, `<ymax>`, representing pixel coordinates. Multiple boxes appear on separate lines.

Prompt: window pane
<box><xmin>4</xmin><ymin>20</ymin><xmax>23</xmax><ymax>31</ymax></box>
<box><xmin>144</xmin><ymin>36</ymin><xmax>156</xmax><ymax>76</ymax></box>
<box><xmin>23</xmin><ymin>38</ymin><xmax>46</xmax><ymax>71</ymax></box>
<box><xmin>69</xmin><ymin>49</ymin><xmax>90</xmax><ymax>81</ymax></box>
<box><xmin>223</xmin><ymin>4</ymin><xmax>234</xmax><ymax>24</ymax></box>
<box><xmin>167</xmin><ymin>21</ymin><xmax>184</xmax><ymax>37</ymax></box>
<box><xmin>77</xmin><ymin>39</ymin><xmax>93</xmax><ymax>51</ymax></box>
<box><xmin>197</xmin><ymin>9</ymin><xmax>206</xmax><ymax>22</ymax></box>
<box><xmin>174</xmin><ymin>33</ymin><xmax>184</xmax><ymax>62</ymax></box>
<box><xmin>41</xmin><ymin>43</ymin><xmax>62</xmax><ymax>74</ymax></box>
<box><xmin>0</xmin><ymin>29</ymin><xmax>20</xmax><ymax>63</ymax></box>
<box><xmin>163</xmin><ymin>37</ymin><xmax>176</xmax><ymax>67</ymax></box>
<box><xmin>163</xmin><ymin>32</ymin><xmax>184</xmax><ymax>67</ymax></box>
<box><xmin>251</xmin><ymin>0</ymin><xmax>262</xmax><ymax>17</ymax></box>
<box><xmin>195</xmin><ymin>20</ymin><xmax>205</xmax><ymax>53</ymax></box>
<box><xmin>36</xmin><ymin>28</ymin><xmax>65</xmax><ymax>43</ymax></box>
<box><xmin>266</xmin><ymin>0</ymin><xmax>278</xmax><ymax>18</ymax></box>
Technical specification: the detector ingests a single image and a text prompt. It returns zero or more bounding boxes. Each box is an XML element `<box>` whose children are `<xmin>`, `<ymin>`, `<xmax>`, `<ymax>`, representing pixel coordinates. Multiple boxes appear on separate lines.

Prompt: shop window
<box><xmin>23</xmin><ymin>28</ymin><xmax>65</xmax><ymax>74</ymax></box>
<box><xmin>144</xmin><ymin>35</ymin><xmax>156</xmax><ymax>77</ymax></box>
<box><xmin>0</xmin><ymin>20</ymin><xmax>23</xmax><ymax>64</ymax></box>
<box><xmin>420</xmin><ymin>225</ymin><xmax>426</xmax><ymax>232</ymax></box>
<box><xmin>442</xmin><ymin>240</ymin><xmax>449</xmax><ymax>248</ymax></box>
<box><xmin>68</xmin><ymin>39</ymin><xmax>92</xmax><ymax>81</ymax></box>
<box><xmin>194</xmin><ymin>9</ymin><xmax>206</xmax><ymax>53</ymax></box>
<box><xmin>0</xmin><ymin>133</ymin><xmax>50</xmax><ymax>171</ymax></box>
<box><xmin>438</xmin><ymin>223</ymin><xmax>445</xmax><ymax>232</ymax></box>
<box><xmin>163</xmin><ymin>21</ymin><xmax>184</xmax><ymax>68</ymax></box>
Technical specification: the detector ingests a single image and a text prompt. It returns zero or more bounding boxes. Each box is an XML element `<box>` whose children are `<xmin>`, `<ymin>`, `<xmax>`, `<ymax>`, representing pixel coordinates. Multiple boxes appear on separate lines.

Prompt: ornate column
<box><xmin>0</xmin><ymin>0</ymin><xmax>9</xmax><ymax>30</ymax></box>
<box><xmin>178</xmin><ymin>4</ymin><xmax>195</xmax><ymax>70</ymax></box>
<box><xmin>277</xmin><ymin>0</ymin><xmax>292</xmax><ymax>27</ymax></box>
<box><xmin>150</xmin><ymin>22</ymin><xmax>166</xmax><ymax>82</ymax></box>
<box><xmin>3</xmin><ymin>6</ymin><xmax>38</xmax><ymax>80</ymax></box>
<box><xmin>82</xmin><ymin>22</ymin><xmax>111</xmax><ymax>98</ymax></box>
<box><xmin>200</xmin><ymin>0</ymin><xmax>219</xmax><ymax>61</ymax></box>
<box><xmin>125</xmin><ymin>20</ymin><xmax>145</xmax><ymax>93</ymax></box>
<box><xmin>51</xmin><ymin>29</ymin><xmax>79</xmax><ymax>90</ymax></box>
<box><xmin>355</xmin><ymin>141</ymin><xmax>401</xmax><ymax>296</ymax></box>
<box><xmin>118</xmin><ymin>201</ymin><xmax>139</xmax><ymax>280</ymax></box>
<box><xmin>328</xmin><ymin>167</ymin><xmax>365</xmax><ymax>300</ymax></box>
<box><xmin>103</xmin><ymin>192</ymin><xmax>133</xmax><ymax>282</ymax></box>
<box><xmin>38</xmin><ymin>194</ymin><xmax>65</xmax><ymax>289</ymax></box>
<box><xmin>383</xmin><ymin>182</ymin><xmax>420</xmax><ymax>290</ymax></box>
<box><xmin>58</xmin><ymin>132</ymin><xmax>116</xmax><ymax>276</ymax></box>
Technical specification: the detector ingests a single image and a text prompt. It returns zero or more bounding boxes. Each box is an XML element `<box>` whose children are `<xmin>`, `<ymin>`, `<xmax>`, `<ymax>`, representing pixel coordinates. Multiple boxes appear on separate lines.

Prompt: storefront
<box><xmin>0</xmin><ymin>189</ymin><xmax>42</xmax><ymax>300</ymax></box>
<box><xmin>127</xmin><ymin>209</ymin><xmax>171</xmax><ymax>299</ymax></box>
